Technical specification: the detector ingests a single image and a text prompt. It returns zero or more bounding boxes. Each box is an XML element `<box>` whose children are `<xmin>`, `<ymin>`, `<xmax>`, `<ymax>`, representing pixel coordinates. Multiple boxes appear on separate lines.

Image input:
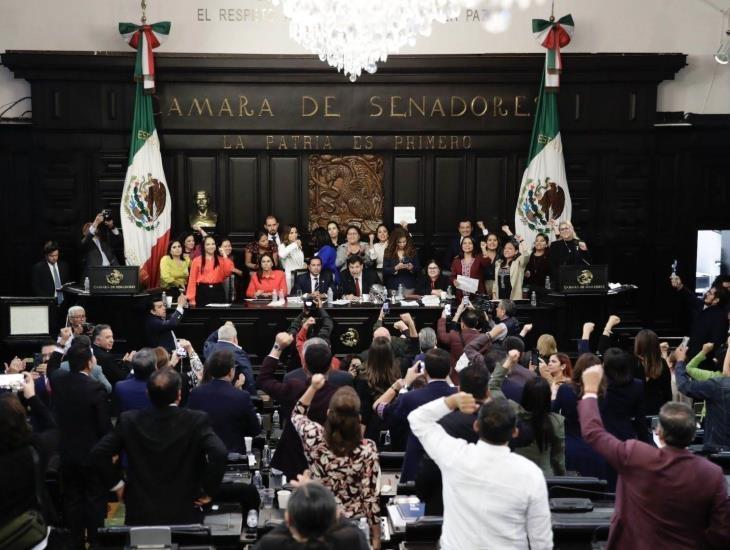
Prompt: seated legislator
<box><xmin>578</xmin><ymin>365</ymin><xmax>730</xmax><ymax>549</ymax></box>
<box><xmin>144</xmin><ymin>294</ymin><xmax>187</xmax><ymax>352</ymax></box>
<box><xmin>186</xmin><ymin>235</ymin><xmax>234</xmax><ymax>307</ymax></box>
<box><xmin>414</xmin><ymin>259</ymin><xmax>450</xmax><ymax>296</ymax></box>
<box><xmin>31</xmin><ymin>240</ymin><xmax>69</xmax><ymax>302</ymax></box>
<box><xmin>339</xmin><ymin>256</ymin><xmax>379</xmax><ymax>299</ymax></box>
<box><xmin>291</xmin><ymin>256</ymin><xmax>335</xmax><ymax>297</ymax></box>
<box><xmin>92</xmin><ymin>368</ymin><xmax>227</xmax><ymax>526</ymax></box>
<box><xmin>246</xmin><ymin>252</ymin><xmax>287</xmax><ymax>298</ymax></box>
<box><xmin>159</xmin><ymin>239</ymin><xmax>191</xmax><ymax>294</ymax></box>
<box><xmin>254</xmin><ymin>481</ymin><xmax>369</xmax><ymax>550</ymax></box>
<box><xmin>382</xmin><ymin>227</ymin><xmax>421</xmax><ymax>293</ymax></box>
<box><xmin>187</xmin><ymin>349</ymin><xmax>261</xmax><ymax>453</ymax></box>
<box><xmin>409</xmin><ymin>392</ymin><xmax>552</xmax><ymax>550</ymax></box>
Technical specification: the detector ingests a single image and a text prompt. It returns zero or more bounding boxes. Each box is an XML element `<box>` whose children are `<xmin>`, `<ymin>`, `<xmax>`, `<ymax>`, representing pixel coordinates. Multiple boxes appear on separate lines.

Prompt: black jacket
<box><xmin>254</xmin><ymin>519</ymin><xmax>368</xmax><ymax>550</ymax></box>
<box><xmin>92</xmin><ymin>344</ymin><xmax>131</xmax><ymax>387</ymax></box>
<box><xmin>339</xmin><ymin>269</ymin><xmax>380</xmax><ymax>296</ymax></box>
<box><xmin>81</xmin><ymin>229</ymin><xmax>122</xmax><ymax>277</ymax></box>
<box><xmin>144</xmin><ymin>310</ymin><xmax>183</xmax><ymax>352</ymax></box>
<box><xmin>49</xmin><ymin>370</ymin><xmax>112</xmax><ymax>465</ymax></box>
<box><xmin>291</xmin><ymin>270</ymin><xmax>335</xmax><ymax>296</ymax></box>
<box><xmin>91</xmin><ymin>406</ymin><xmax>227</xmax><ymax>526</ymax></box>
<box><xmin>677</xmin><ymin>286</ymin><xmax>729</xmax><ymax>367</ymax></box>
<box><xmin>31</xmin><ymin>260</ymin><xmax>69</xmax><ymax>297</ymax></box>
<box><xmin>414</xmin><ymin>272</ymin><xmax>450</xmax><ymax>296</ymax></box>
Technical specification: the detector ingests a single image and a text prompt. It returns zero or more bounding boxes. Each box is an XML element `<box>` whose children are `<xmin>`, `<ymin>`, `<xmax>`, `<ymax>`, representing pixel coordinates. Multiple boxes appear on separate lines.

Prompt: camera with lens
<box><xmin>469</xmin><ymin>293</ymin><xmax>495</xmax><ymax>319</ymax></box>
<box><xmin>102</xmin><ymin>209</ymin><xmax>113</xmax><ymax>221</ymax></box>
<box><xmin>302</xmin><ymin>299</ymin><xmax>320</xmax><ymax>317</ymax></box>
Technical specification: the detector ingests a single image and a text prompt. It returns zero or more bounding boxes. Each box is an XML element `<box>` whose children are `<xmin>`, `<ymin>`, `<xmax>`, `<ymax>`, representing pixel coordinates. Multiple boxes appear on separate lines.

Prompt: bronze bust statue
<box><xmin>189</xmin><ymin>190</ymin><xmax>218</xmax><ymax>230</ymax></box>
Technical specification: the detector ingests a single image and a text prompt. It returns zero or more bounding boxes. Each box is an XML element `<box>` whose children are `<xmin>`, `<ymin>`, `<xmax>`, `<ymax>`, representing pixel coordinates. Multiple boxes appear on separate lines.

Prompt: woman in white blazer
<box><xmin>278</xmin><ymin>225</ymin><xmax>305</xmax><ymax>293</ymax></box>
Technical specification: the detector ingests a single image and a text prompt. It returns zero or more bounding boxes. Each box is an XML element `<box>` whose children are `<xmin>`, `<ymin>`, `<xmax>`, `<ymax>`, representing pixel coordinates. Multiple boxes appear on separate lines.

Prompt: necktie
<box><xmin>52</xmin><ymin>264</ymin><xmax>63</xmax><ymax>305</ymax></box>
<box><xmin>354</xmin><ymin>277</ymin><xmax>361</xmax><ymax>297</ymax></box>
<box><xmin>314</xmin><ymin>277</ymin><xmax>319</xmax><ymax>292</ymax></box>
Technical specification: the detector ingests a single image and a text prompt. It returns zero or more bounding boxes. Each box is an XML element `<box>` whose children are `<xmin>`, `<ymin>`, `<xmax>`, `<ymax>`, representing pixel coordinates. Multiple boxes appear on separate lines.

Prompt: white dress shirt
<box><xmin>278</xmin><ymin>241</ymin><xmax>305</xmax><ymax>293</ymax></box>
<box><xmin>408</xmin><ymin>398</ymin><xmax>553</xmax><ymax>550</ymax></box>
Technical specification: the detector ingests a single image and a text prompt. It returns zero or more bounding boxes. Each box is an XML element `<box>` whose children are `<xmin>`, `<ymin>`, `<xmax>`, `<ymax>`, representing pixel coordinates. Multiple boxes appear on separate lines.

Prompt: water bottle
<box><xmin>83</xmin><ymin>277</ymin><xmax>90</xmax><ymax>292</ymax></box>
<box><xmin>358</xmin><ymin>517</ymin><xmax>370</xmax><ymax>544</ymax></box>
<box><xmin>272</xmin><ymin>409</ymin><xmax>280</xmax><ymax>430</ymax></box>
<box><xmin>544</xmin><ymin>275</ymin><xmax>551</xmax><ymax>290</ymax></box>
<box><xmin>326</xmin><ymin>287</ymin><xmax>334</xmax><ymax>305</ymax></box>
<box><xmin>256</xmin><ymin>413</ymin><xmax>262</xmax><ymax>428</ymax></box>
<box><xmin>253</xmin><ymin>470</ymin><xmax>264</xmax><ymax>494</ymax></box>
<box><xmin>161</xmin><ymin>290</ymin><xmax>167</xmax><ymax>306</ymax></box>
<box><xmin>262</xmin><ymin>444</ymin><xmax>271</xmax><ymax>468</ymax></box>
<box><xmin>446</xmin><ymin>285</ymin><xmax>454</xmax><ymax>300</ymax></box>
<box><xmin>272</xmin><ymin>289</ymin><xmax>278</xmax><ymax>302</ymax></box>
<box><xmin>530</xmin><ymin>291</ymin><xmax>537</xmax><ymax>307</ymax></box>
<box><xmin>246</xmin><ymin>509</ymin><xmax>258</xmax><ymax>529</ymax></box>
<box><xmin>397</xmin><ymin>283</ymin><xmax>404</xmax><ymax>300</ymax></box>
<box><xmin>384</xmin><ymin>430</ymin><xmax>392</xmax><ymax>448</ymax></box>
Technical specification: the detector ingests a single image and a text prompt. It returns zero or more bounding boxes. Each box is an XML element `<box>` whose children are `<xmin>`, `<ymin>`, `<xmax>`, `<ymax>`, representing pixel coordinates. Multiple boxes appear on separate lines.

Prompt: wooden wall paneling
<box><xmin>393</xmin><ymin>155</ymin><xmax>423</xmax><ymax>237</ymax></box>
<box><xmin>269</xmin><ymin>156</ymin><xmax>300</xmax><ymax>230</ymax></box>
<box><xmin>228</xmin><ymin>155</ymin><xmax>259</xmax><ymax>238</ymax></box>
<box><xmin>474</xmin><ymin>155</ymin><xmax>506</xmax><ymax>230</ymax></box>
<box><xmin>432</xmin><ymin>156</ymin><xmax>465</xmax><ymax>238</ymax></box>
<box><xmin>185</xmin><ymin>155</ymin><xmax>218</xmax><ymax>213</ymax></box>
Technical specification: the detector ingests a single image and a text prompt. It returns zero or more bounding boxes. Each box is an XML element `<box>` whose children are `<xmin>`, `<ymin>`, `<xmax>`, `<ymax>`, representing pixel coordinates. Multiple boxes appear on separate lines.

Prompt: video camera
<box><xmin>302</xmin><ymin>298</ymin><xmax>320</xmax><ymax>317</ymax></box>
<box><xmin>469</xmin><ymin>293</ymin><xmax>495</xmax><ymax>319</ymax></box>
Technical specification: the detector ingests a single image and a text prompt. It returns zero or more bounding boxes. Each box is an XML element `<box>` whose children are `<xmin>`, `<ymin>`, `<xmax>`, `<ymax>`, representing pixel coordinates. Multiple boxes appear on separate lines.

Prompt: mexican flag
<box><xmin>119</xmin><ymin>21</ymin><xmax>171</xmax><ymax>288</ymax></box>
<box><xmin>515</xmin><ymin>15</ymin><xmax>574</xmax><ymax>243</ymax></box>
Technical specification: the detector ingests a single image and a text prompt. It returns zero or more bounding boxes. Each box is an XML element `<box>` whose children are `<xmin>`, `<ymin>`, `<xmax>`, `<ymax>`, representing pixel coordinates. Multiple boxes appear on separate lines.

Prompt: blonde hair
<box><xmin>536</xmin><ymin>334</ymin><xmax>558</xmax><ymax>357</ymax></box>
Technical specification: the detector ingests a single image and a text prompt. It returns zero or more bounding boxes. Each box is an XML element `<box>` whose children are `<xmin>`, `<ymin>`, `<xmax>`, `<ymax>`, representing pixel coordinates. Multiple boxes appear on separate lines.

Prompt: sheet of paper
<box><xmin>205</xmin><ymin>303</ymin><xmax>232</xmax><ymax>307</ymax></box>
<box><xmin>456</xmin><ymin>275</ymin><xmax>479</xmax><ymax>294</ymax></box>
<box><xmin>399</xmin><ymin>300</ymin><xmax>420</xmax><ymax>307</ymax></box>
<box><xmin>393</xmin><ymin>206</ymin><xmax>416</xmax><ymax>224</ymax></box>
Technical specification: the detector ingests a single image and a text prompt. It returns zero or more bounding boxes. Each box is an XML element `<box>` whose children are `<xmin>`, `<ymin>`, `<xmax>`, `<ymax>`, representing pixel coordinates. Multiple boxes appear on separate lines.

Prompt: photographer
<box><xmin>437</xmin><ymin>301</ymin><xmax>482</xmax><ymax>378</ymax></box>
<box><xmin>287</xmin><ymin>300</ymin><xmax>340</xmax><ymax>372</ymax></box>
<box><xmin>80</xmin><ymin>210</ymin><xmax>124</xmax><ymax>277</ymax></box>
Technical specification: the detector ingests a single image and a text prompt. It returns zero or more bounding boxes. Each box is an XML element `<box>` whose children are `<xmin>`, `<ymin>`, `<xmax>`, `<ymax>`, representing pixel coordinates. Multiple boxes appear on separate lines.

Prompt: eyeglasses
<box><xmin>559</xmin><ymin>227</ymin><xmax>571</xmax><ymax>232</ymax></box>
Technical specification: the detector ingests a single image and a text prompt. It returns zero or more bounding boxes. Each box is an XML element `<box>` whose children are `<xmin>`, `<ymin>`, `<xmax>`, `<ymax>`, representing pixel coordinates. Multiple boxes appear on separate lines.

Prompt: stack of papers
<box><xmin>400</xmin><ymin>300</ymin><xmax>420</xmax><ymax>307</ymax></box>
<box><xmin>267</xmin><ymin>299</ymin><xmax>286</xmax><ymax>307</ymax></box>
<box><xmin>206</xmin><ymin>303</ymin><xmax>232</xmax><ymax>308</ymax></box>
<box><xmin>420</xmin><ymin>295</ymin><xmax>441</xmax><ymax>307</ymax></box>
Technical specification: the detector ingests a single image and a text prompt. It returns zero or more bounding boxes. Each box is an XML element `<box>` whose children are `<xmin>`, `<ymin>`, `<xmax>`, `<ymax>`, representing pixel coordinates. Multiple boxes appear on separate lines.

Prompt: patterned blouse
<box><xmin>291</xmin><ymin>400</ymin><xmax>381</xmax><ymax>525</ymax></box>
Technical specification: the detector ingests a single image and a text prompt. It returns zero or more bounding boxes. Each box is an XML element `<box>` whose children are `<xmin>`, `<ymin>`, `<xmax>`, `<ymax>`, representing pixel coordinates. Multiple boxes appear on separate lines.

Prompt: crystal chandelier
<box><xmin>270</xmin><ymin>0</ymin><xmax>544</xmax><ymax>81</ymax></box>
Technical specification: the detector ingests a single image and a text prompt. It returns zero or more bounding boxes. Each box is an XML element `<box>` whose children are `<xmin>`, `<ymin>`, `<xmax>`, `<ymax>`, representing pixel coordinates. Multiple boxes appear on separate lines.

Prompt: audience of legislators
<box><xmin>203</xmin><ymin>322</ymin><xmax>255</xmax><ymax>394</ymax></box>
<box><xmin>291</xmin><ymin>256</ymin><xmax>335</xmax><ymax>297</ymax></box>
<box><xmin>382</xmin><ymin>227</ymin><xmax>421</xmax><ymax>293</ymax></box>
<box><xmin>258</xmin><ymin>333</ymin><xmax>339</xmax><ymax>479</ymax></box>
<box><xmin>409</xmin><ymin>391</ymin><xmax>553</xmax><ymax>549</ymax></box>
<box><xmin>414</xmin><ymin>258</ymin><xmax>450</xmax><ymax>296</ymax></box>
<box><xmin>493</xmin><ymin>230</ymin><xmax>530</xmax><ymax>300</ymax></box>
<box><xmin>144</xmin><ymin>293</ymin><xmax>187</xmax><ymax>352</ymax></box>
<box><xmin>31</xmin><ymin>240</ymin><xmax>69</xmax><ymax>303</ymax></box>
<box><xmin>523</xmin><ymin>232</ymin><xmax>551</xmax><ymax>289</ymax></box>
<box><xmin>490</xmin><ymin>351</ymin><xmax>566</xmax><ymax>475</ymax></box>
<box><xmin>278</xmin><ymin>224</ymin><xmax>305</xmax><ymax>293</ymax></box>
<box><xmin>336</xmin><ymin>225</ymin><xmax>373</xmax><ymax>271</ymax></box>
<box><xmin>311</xmin><ymin>226</ymin><xmax>340</xmax><ymax>283</ymax></box>
<box><xmin>549</xmin><ymin>220</ymin><xmax>590</xmax><ymax>282</ymax></box>
<box><xmin>159</xmin><ymin>239</ymin><xmax>190</xmax><ymax>296</ymax></box>
<box><xmin>373</xmin><ymin>348</ymin><xmax>456</xmax><ymax>482</ymax></box>
<box><xmin>186</xmin><ymin>235</ymin><xmax>234</xmax><ymax>306</ymax></box>
<box><xmin>246</xmin><ymin>252</ymin><xmax>287</xmax><ymax>298</ymax></box>
<box><xmin>254</xmin><ymin>481</ymin><xmax>368</xmax><ymax>550</ymax></box>
<box><xmin>450</xmin><ymin>236</ymin><xmax>486</xmax><ymax>299</ymax></box>
<box><xmin>92</xmin><ymin>368</ymin><xmax>227</xmax><ymax>526</ymax></box>
<box><xmin>187</xmin><ymin>349</ymin><xmax>261</xmax><ymax>452</ymax></box>
<box><xmin>367</xmin><ymin>223</ymin><xmax>389</xmax><ymax>269</ymax></box>
<box><xmin>291</xmin><ymin>374</ymin><xmax>381</xmax><ymax>546</ymax></box>
<box><xmin>578</xmin><ymin>364</ymin><xmax>730</xmax><ymax>549</ymax></box>
<box><xmin>245</xmin><ymin>230</ymin><xmax>279</xmax><ymax>272</ymax></box>
<box><xmin>339</xmin><ymin>255</ymin><xmax>379</xmax><ymax>299</ymax></box>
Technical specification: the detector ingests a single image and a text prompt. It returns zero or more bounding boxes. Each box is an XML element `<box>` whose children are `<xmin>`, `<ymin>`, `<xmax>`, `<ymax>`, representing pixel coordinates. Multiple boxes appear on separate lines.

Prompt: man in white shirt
<box><xmin>408</xmin><ymin>363</ymin><xmax>552</xmax><ymax>550</ymax></box>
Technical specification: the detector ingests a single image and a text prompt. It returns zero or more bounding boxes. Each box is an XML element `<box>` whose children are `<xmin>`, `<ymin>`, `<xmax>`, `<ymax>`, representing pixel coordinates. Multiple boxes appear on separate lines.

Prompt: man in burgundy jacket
<box><xmin>578</xmin><ymin>365</ymin><xmax>730</xmax><ymax>549</ymax></box>
<box><xmin>258</xmin><ymin>332</ymin><xmax>337</xmax><ymax>479</ymax></box>
<box><xmin>437</xmin><ymin>304</ymin><xmax>481</xmax><ymax>381</ymax></box>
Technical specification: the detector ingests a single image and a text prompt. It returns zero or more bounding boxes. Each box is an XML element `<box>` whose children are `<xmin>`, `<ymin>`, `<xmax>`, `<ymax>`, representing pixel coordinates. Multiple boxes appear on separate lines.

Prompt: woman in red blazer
<box><xmin>246</xmin><ymin>253</ymin><xmax>287</xmax><ymax>298</ymax></box>
<box><xmin>450</xmin><ymin>236</ymin><xmax>489</xmax><ymax>300</ymax></box>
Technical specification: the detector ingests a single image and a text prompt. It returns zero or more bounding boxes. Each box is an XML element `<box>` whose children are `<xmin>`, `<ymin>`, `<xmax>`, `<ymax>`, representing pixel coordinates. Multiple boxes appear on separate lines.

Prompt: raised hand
<box><xmin>581</xmin><ymin>365</ymin><xmax>604</xmax><ymax>394</ymax></box>
<box><xmin>310</xmin><ymin>373</ymin><xmax>326</xmax><ymax>390</ymax></box>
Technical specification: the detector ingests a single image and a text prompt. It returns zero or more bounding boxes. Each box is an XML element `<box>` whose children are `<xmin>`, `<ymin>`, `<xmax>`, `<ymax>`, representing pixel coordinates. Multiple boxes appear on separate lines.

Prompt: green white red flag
<box><xmin>118</xmin><ymin>21</ymin><xmax>171</xmax><ymax>287</ymax></box>
<box><xmin>515</xmin><ymin>14</ymin><xmax>574</xmax><ymax>243</ymax></box>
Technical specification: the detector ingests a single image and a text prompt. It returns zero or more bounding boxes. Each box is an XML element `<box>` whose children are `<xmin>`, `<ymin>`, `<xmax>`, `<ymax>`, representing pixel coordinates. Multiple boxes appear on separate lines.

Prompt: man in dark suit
<box><xmin>375</xmin><ymin>348</ymin><xmax>456</xmax><ymax>482</ymax></box>
<box><xmin>81</xmin><ymin>212</ymin><xmax>124</xmax><ymax>277</ymax></box>
<box><xmin>578</xmin><ymin>365</ymin><xmax>730</xmax><ymax>549</ymax></box>
<box><xmin>415</xmin><ymin>363</ymin><xmax>488</xmax><ymax>514</ymax></box>
<box><xmin>91</xmin><ymin>324</ymin><xmax>132</xmax><ymax>386</ymax></box>
<box><xmin>436</xmin><ymin>304</ymin><xmax>482</xmax><ymax>379</ymax></box>
<box><xmin>258</xmin><ymin>333</ymin><xmax>338</xmax><ymax>479</ymax></box>
<box><xmin>291</xmin><ymin>256</ymin><xmax>334</xmax><ymax>297</ymax></box>
<box><xmin>187</xmin><ymin>349</ymin><xmax>261</xmax><ymax>452</ymax></box>
<box><xmin>145</xmin><ymin>294</ymin><xmax>187</xmax><ymax>352</ymax></box>
<box><xmin>339</xmin><ymin>256</ymin><xmax>380</xmax><ymax>298</ymax></box>
<box><xmin>441</xmin><ymin>218</ymin><xmax>480</xmax><ymax>269</ymax></box>
<box><xmin>92</xmin><ymin>368</ymin><xmax>227</xmax><ymax>526</ymax></box>
<box><xmin>31</xmin><ymin>240</ymin><xmax>69</xmax><ymax>303</ymax></box>
<box><xmin>49</xmin><ymin>340</ymin><xmax>112</xmax><ymax>548</ymax></box>
<box><xmin>113</xmin><ymin>348</ymin><xmax>157</xmax><ymax>414</ymax></box>
<box><xmin>203</xmin><ymin>322</ymin><xmax>255</xmax><ymax>393</ymax></box>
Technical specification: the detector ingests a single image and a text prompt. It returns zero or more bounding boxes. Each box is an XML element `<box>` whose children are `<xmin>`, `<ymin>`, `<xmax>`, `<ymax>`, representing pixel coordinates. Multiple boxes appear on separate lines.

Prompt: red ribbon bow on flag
<box><xmin>532</xmin><ymin>14</ymin><xmax>574</xmax><ymax>91</ymax></box>
<box><xmin>119</xmin><ymin>21</ymin><xmax>171</xmax><ymax>94</ymax></box>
